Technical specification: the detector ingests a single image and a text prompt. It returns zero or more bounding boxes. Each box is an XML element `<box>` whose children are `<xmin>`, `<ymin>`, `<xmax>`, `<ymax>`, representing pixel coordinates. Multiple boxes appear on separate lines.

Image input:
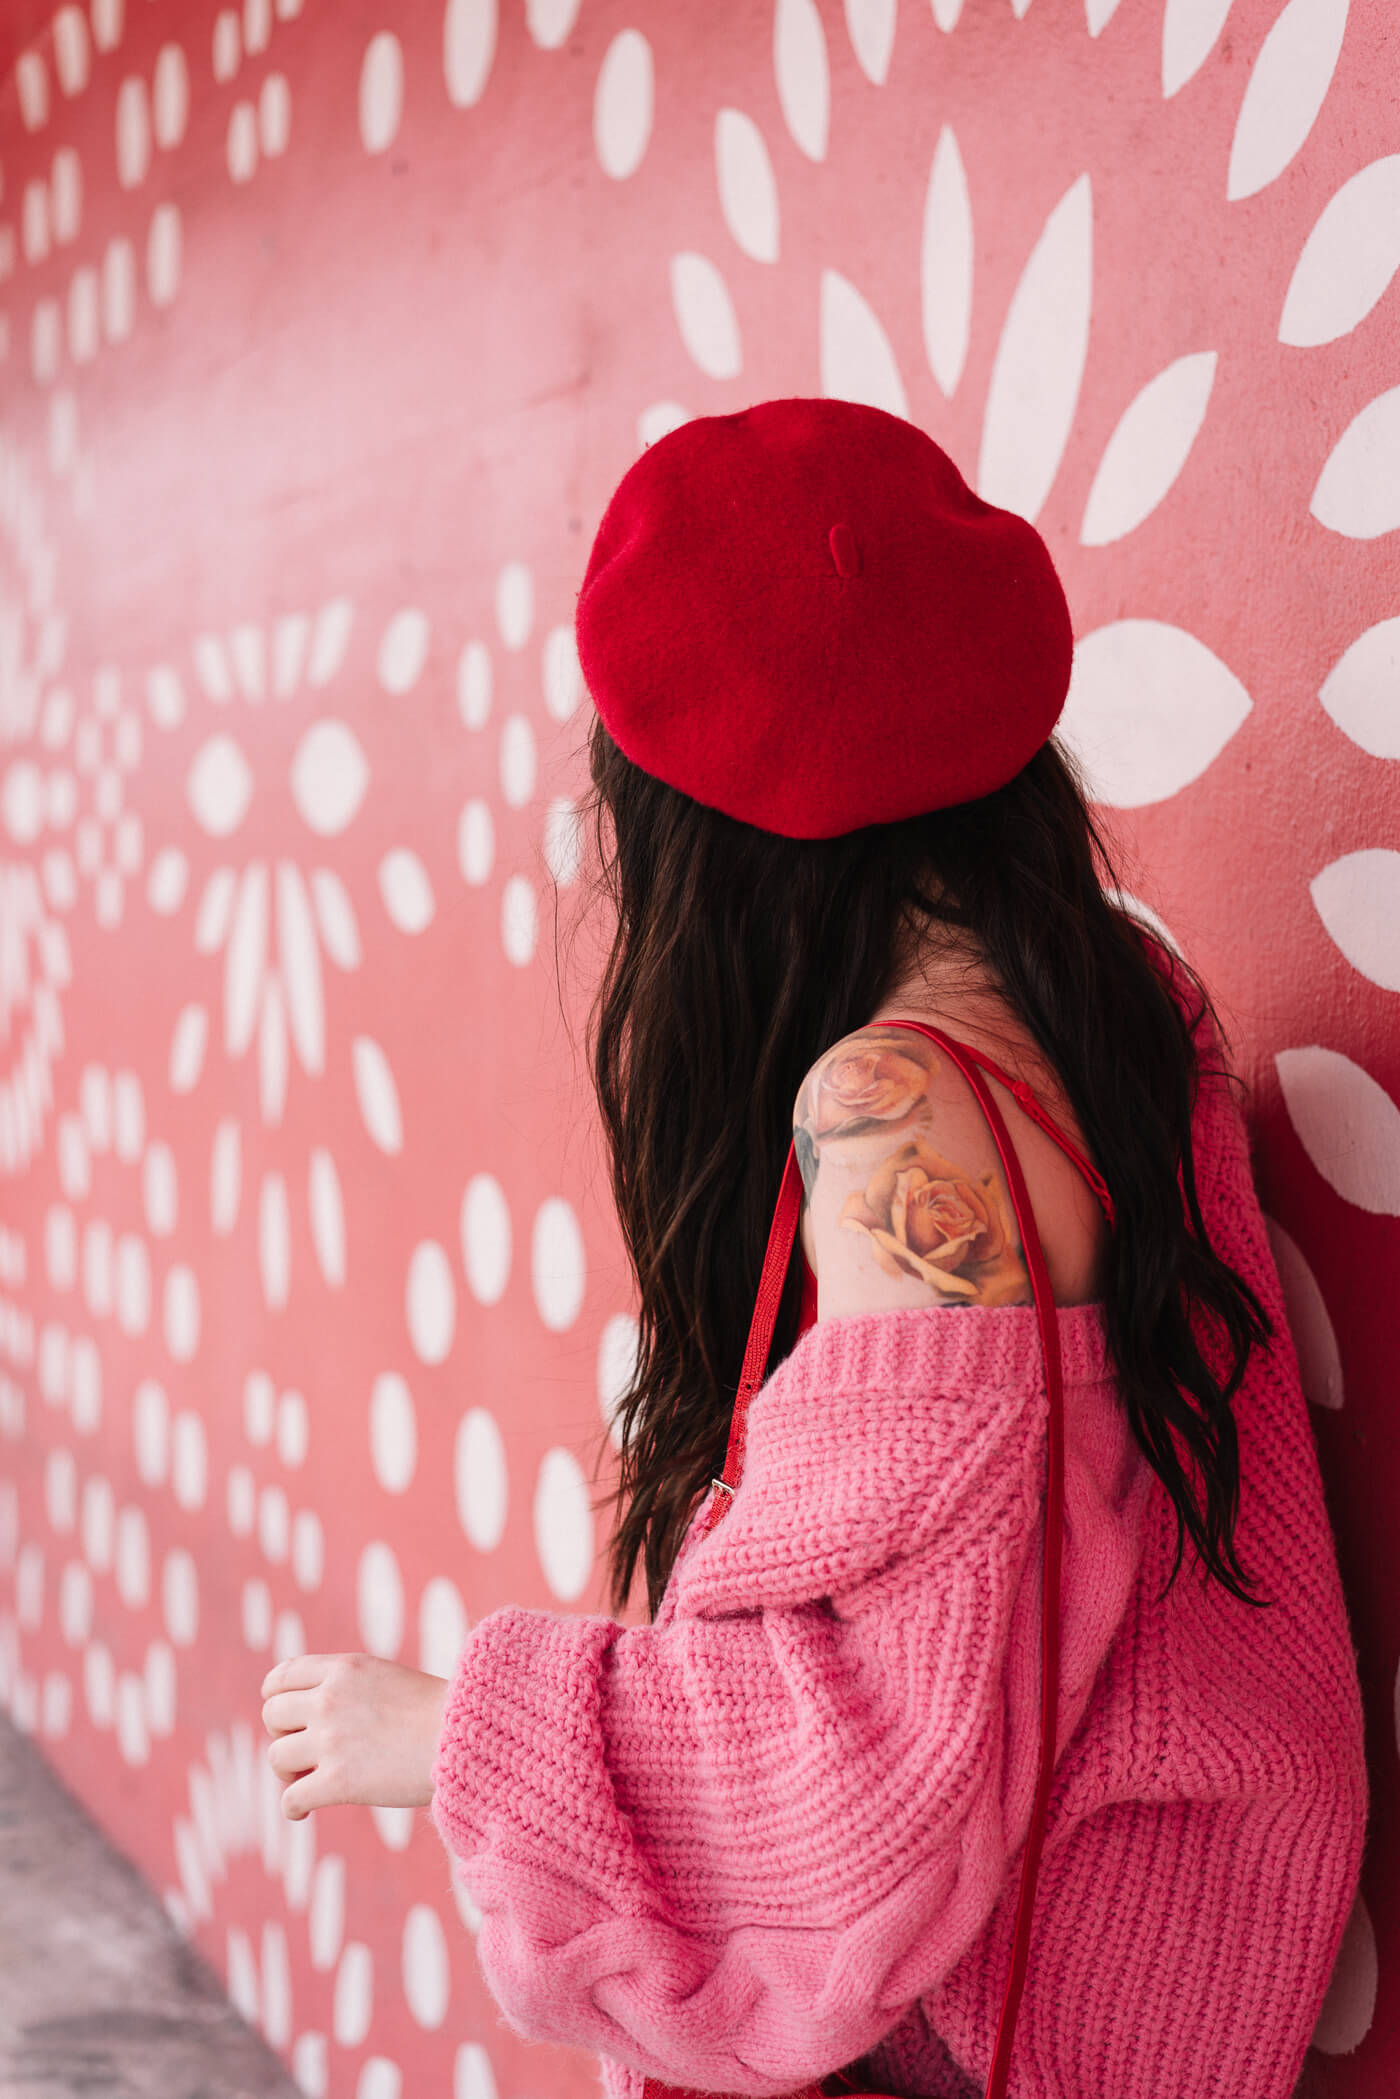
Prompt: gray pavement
<box><xmin>0</xmin><ymin>1709</ymin><xmax>301</xmax><ymax>2099</ymax></box>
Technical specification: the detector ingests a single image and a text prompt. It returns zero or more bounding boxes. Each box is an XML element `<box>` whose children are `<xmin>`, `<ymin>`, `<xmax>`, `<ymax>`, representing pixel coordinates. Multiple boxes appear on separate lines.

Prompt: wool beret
<box><xmin>575</xmin><ymin>396</ymin><xmax>1075</xmax><ymax>840</ymax></box>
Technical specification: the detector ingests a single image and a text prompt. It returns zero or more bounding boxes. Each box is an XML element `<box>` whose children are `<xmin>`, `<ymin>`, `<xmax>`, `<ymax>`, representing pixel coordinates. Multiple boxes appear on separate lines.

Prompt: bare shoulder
<box><xmin>793</xmin><ymin>1024</ymin><xmax>1033</xmax><ymax>1318</ymax></box>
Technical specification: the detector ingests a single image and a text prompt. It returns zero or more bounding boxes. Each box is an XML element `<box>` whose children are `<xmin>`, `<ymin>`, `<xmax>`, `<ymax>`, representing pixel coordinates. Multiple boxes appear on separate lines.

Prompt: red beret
<box><xmin>575</xmin><ymin>397</ymin><xmax>1074</xmax><ymax>840</ymax></box>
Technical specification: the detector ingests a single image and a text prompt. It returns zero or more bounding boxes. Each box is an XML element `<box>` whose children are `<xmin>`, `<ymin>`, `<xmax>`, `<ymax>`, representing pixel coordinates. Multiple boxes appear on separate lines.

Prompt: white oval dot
<box><xmin>152</xmin><ymin>43</ymin><xmax>190</xmax><ymax>148</ymax></box>
<box><xmin>457</xmin><ymin>640</ymin><xmax>492</xmax><ymax>728</ymax></box>
<box><xmin>171</xmin><ymin>1409</ymin><xmax>208</xmax><ymax>1509</ymax></box>
<box><xmin>541</xmin><ymin>625</ymin><xmax>581</xmax><ymax>721</ymax></box>
<box><xmin>406</xmin><ymin>1240</ymin><xmax>456</xmax><ymax>1364</ymax></box>
<box><xmin>227</xmin><ymin>99</ymin><xmax>258</xmax><ymax>182</ymax></box>
<box><xmin>444</xmin><ymin>0</ymin><xmax>497</xmax><ymax>105</ymax></box>
<box><xmin>333</xmin><ymin>1942</ymin><xmax>373</xmax><ymax>2048</ymax></box>
<box><xmin>115</xmin><ymin>75</ymin><xmax>151</xmax><ymax>188</ymax></box>
<box><xmin>533</xmin><ymin>1447</ymin><xmax>593</xmax><ymax>1601</ymax></box>
<box><xmin>310</xmin><ymin>1854</ymin><xmax>345</xmax><ymax>1971</ymax></box>
<box><xmin>378</xmin><ymin>848</ymin><xmax>435</xmax><ymax>933</ymax></box>
<box><xmin>359</xmin><ymin>33</ymin><xmax>403</xmax><ymax>155</ymax></box>
<box><xmin>457</xmin><ymin>799</ymin><xmax>494</xmax><ymax>887</ymax></box>
<box><xmin>115</xmin><ymin>1504</ymin><xmax>150</xmax><ymax>1608</ymax></box>
<box><xmin>162</xmin><ymin>1546</ymin><xmax>198</xmax><ymax>1645</ymax></box>
<box><xmin>227</xmin><ymin>1465</ymin><xmax>256</xmax><ymax>1536</ymax></box>
<box><xmin>532</xmin><ymin>1197</ymin><xmax>585</xmax><ymax>1331</ymax></box>
<box><xmin>499</xmin><ymin>715</ymin><xmax>536</xmax><ymax>808</ymax></box>
<box><xmin>593</xmin><ymin>29</ymin><xmax>653</xmax><ymax>180</ymax></box>
<box><xmin>542</xmin><ymin>796</ymin><xmax>582</xmax><ymax>886</ymax></box>
<box><xmin>454</xmin><ymin>1408</ymin><xmax>507</xmax><ymax>1551</ymax></box>
<box><xmin>134</xmin><ymin>1379</ymin><xmax>169</xmax><ymax>1484</ymax></box>
<box><xmin>81</xmin><ymin>1474</ymin><xmax>114</xmax><ymax>1572</ymax></box>
<box><xmin>277</xmin><ymin>1389</ymin><xmax>309</xmax><ymax>1467</ymax></box>
<box><xmin>291</xmin><ymin>1508</ymin><xmax>324</xmax><ymax>1592</ymax></box>
<box><xmin>60</xmin><ymin>1559</ymin><xmax>93</xmax><ymax>1646</ymax></box>
<box><xmin>403</xmin><ymin>1904</ymin><xmax>450</xmax><ymax>2029</ymax></box>
<box><xmin>597</xmin><ymin>1311</ymin><xmax>639</xmax><ymax>1450</ymax></box>
<box><xmin>289</xmin><ymin>719</ymin><xmax>370</xmax><ymax>836</ymax></box>
<box><xmin>418</xmin><ymin>1576</ymin><xmax>468</xmax><ymax>1677</ymax></box>
<box><xmin>495</xmin><ymin>564</ymin><xmax>534</xmax><ymax>651</ymax></box>
<box><xmin>370</xmin><ymin>1372</ymin><xmax>417</xmax><ymax>1493</ymax></box>
<box><xmin>501</xmin><ymin>875</ymin><xmax>537</xmax><ymax>966</ymax></box>
<box><xmin>460</xmin><ymin>1175</ymin><xmax>511</xmax><ymax>1305</ymax></box>
<box><xmin>357</xmin><ymin>1541</ymin><xmax>403</xmax><ymax>1659</ymax></box>
<box><xmin>670</xmin><ymin>251</ymin><xmax>742</xmax><ymax>379</ymax></box>
<box><xmin>377</xmin><ymin>609</ymin><xmax>430</xmax><ymax>694</ymax></box>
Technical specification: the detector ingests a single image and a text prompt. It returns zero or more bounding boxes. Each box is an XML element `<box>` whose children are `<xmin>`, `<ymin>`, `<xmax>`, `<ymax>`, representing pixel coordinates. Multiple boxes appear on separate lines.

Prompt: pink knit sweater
<box><xmin>430</xmin><ymin>1013</ymin><xmax>1368</xmax><ymax>2098</ymax></box>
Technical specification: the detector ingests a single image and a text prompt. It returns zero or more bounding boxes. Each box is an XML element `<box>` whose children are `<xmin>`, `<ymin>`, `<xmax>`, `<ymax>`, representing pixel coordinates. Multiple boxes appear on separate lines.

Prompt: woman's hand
<box><xmin>260</xmin><ymin>1652</ymin><xmax>451</xmax><ymax>1821</ymax></box>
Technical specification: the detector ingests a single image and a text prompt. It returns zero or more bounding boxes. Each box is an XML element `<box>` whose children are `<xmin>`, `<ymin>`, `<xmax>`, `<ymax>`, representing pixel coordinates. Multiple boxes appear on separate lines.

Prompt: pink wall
<box><xmin>1</xmin><ymin>1</ymin><xmax>1396</xmax><ymax>2094</ymax></box>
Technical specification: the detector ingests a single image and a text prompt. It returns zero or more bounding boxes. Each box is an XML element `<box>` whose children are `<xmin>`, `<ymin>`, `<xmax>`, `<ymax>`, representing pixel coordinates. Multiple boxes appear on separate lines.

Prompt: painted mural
<box><xmin>0</xmin><ymin>0</ymin><xmax>1396</xmax><ymax>2093</ymax></box>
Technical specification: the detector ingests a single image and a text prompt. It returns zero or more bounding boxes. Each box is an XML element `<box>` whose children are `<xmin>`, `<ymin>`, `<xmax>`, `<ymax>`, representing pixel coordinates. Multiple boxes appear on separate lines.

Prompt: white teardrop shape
<box><xmin>525</xmin><ymin>0</ymin><xmax>580</xmax><ymax>47</ymax></box>
<box><xmin>1276</xmin><ymin>1046</ymin><xmax>1400</xmax><ymax>1214</ymax></box>
<box><xmin>308</xmin><ymin>1148</ymin><xmax>345</xmax><ymax>1288</ymax></box>
<box><xmin>1261</xmin><ymin>1214</ymin><xmax>1344</xmax><ymax>1409</ymax></box>
<box><xmin>225</xmin><ymin>864</ymin><xmax>268</xmax><ymax>1056</ymax></box>
<box><xmin>774</xmin><ymin>0</ymin><xmax>829</xmax><ymax>162</ymax></box>
<box><xmin>977</xmin><ymin>172</ymin><xmax>1093</xmax><ymax>524</ymax></box>
<box><xmin>1086</xmin><ymin>0</ymin><xmax>1124</xmax><ymax>30</ymax></box>
<box><xmin>1162</xmin><ymin>0</ymin><xmax>1232</xmax><ymax>91</ymax></box>
<box><xmin>378</xmin><ymin>848</ymin><xmax>434</xmax><ymax>933</ymax></box>
<box><xmin>275</xmin><ymin>861</ymin><xmax>324</xmax><ymax>1073</ymax></box>
<box><xmin>844</xmin><ymin>0</ymin><xmax>896</xmax><ymax>83</ymax></box>
<box><xmin>359</xmin><ymin>32</ymin><xmax>403</xmax><ymax>155</ymax></box>
<box><xmin>444</xmin><ymin>0</ymin><xmax>496</xmax><ymax>108</ymax></box>
<box><xmin>594</xmin><ymin>29</ymin><xmax>653</xmax><ymax>181</ymax></box>
<box><xmin>310</xmin><ymin>867</ymin><xmax>362</xmax><ymax>968</ymax></box>
<box><xmin>670</xmin><ymin>252</ymin><xmax>742</xmax><ymax>380</ymax></box>
<box><xmin>715</xmin><ymin>109</ymin><xmax>780</xmax><ymax>264</ymax></box>
<box><xmin>531</xmin><ymin>1196</ymin><xmax>585</xmax><ymax>1331</ymax></box>
<box><xmin>289</xmin><ymin>719</ymin><xmax>369</xmax><ymax>836</ymax></box>
<box><xmin>1310</xmin><ymin>384</ymin><xmax>1400</xmax><ymax>539</ymax></box>
<box><xmin>1310</xmin><ymin>849</ymin><xmax>1400</xmax><ymax>990</ymax></box>
<box><xmin>1319</xmin><ymin>617</ymin><xmax>1400</xmax><ymax>759</ymax></box>
<box><xmin>819</xmin><ymin>269</ymin><xmax>908</xmax><ymax>418</ymax></box>
<box><xmin>921</xmin><ymin>125</ymin><xmax>972</xmax><ymax>397</ymax></box>
<box><xmin>533</xmin><ymin>1448</ymin><xmax>593</xmax><ymax>1601</ymax></box>
<box><xmin>931</xmin><ymin>0</ymin><xmax>965</xmax><ymax>26</ymax></box>
<box><xmin>1080</xmin><ymin>350</ymin><xmax>1217</xmax><ymax>545</ymax></box>
<box><xmin>1058</xmin><ymin>619</ymin><xmax>1252</xmax><ymax>808</ymax></box>
<box><xmin>1279</xmin><ymin>155</ymin><xmax>1400</xmax><ymax>347</ymax></box>
<box><xmin>1310</xmin><ymin>1889</ymin><xmax>1378</xmax><ymax>2054</ymax></box>
<box><xmin>352</xmin><ymin>1036</ymin><xmax>403</xmax><ymax>1154</ymax></box>
<box><xmin>187</xmin><ymin>735</ymin><xmax>253</xmax><ymax>837</ymax></box>
<box><xmin>1226</xmin><ymin>0</ymin><xmax>1349</xmax><ymax>203</ymax></box>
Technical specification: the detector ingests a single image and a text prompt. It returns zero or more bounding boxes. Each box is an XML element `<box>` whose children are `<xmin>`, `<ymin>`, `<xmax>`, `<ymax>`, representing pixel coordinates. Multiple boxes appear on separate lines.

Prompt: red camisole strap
<box><xmin>793</xmin><ymin>1026</ymin><xmax>1114</xmax><ymax>1334</ymax></box>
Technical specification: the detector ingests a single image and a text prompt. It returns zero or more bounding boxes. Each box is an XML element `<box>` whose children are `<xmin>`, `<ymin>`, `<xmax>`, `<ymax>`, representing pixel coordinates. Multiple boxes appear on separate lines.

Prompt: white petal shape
<box><xmin>594</xmin><ymin>29</ymin><xmax>653</xmax><ymax>181</ymax></box>
<box><xmin>187</xmin><ymin>735</ymin><xmax>253</xmax><ymax>837</ymax></box>
<box><xmin>307</xmin><ymin>598</ymin><xmax>353</xmax><ymax>685</ymax></box>
<box><xmin>443</xmin><ymin>0</ymin><xmax>496</xmax><ymax>108</ymax></box>
<box><xmin>377</xmin><ymin>609</ymin><xmax>429</xmax><ymax>693</ymax></box>
<box><xmin>226</xmin><ymin>864</ymin><xmax>269</xmax><ymax>1057</ymax></box>
<box><xmin>715</xmin><ymin>109</ymin><xmax>780</xmax><ymax>264</ymax></box>
<box><xmin>195</xmin><ymin>640</ymin><xmax>231</xmax><ymax>701</ymax></box>
<box><xmin>195</xmin><ymin>866</ymin><xmax>238</xmax><ymax>952</ymax></box>
<box><xmin>359</xmin><ymin>32</ymin><xmax>403</xmax><ymax>156</ymax></box>
<box><xmin>169</xmin><ymin>1005</ymin><xmax>208</xmax><ymax>1093</ymax></box>
<box><xmin>275</xmin><ymin>861</ymin><xmax>324</xmax><ymax>1074</ymax></box>
<box><xmin>229</xmin><ymin>623</ymin><xmax>264</xmax><ymax>700</ymax></box>
<box><xmin>1162</xmin><ymin>0</ymin><xmax>1232</xmax><ymax>92</ymax></box>
<box><xmin>1058</xmin><ymin>619</ymin><xmax>1252</xmax><ymax>808</ymax></box>
<box><xmin>308</xmin><ymin>1148</ymin><xmax>345</xmax><ymax>1289</ymax></box>
<box><xmin>1226</xmin><ymin>0</ymin><xmax>1349</xmax><ymax>203</ymax></box>
<box><xmin>931</xmin><ymin>0</ymin><xmax>965</xmax><ymax>26</ymax></box>
<box><xmin>819</xmin><ymin>269</ymin><xmax>908</xmax><ymax>418</ymax></box>
<box><xmin>1080</xmin><ymin>351</ymin><xmax>1217</xmax><ymax>545</ymax></box>
<box><xmin>1310</xmin><ymin>385</ymin><xmax>1400</xmax><ymax>539</ymax></box>
<box><xmin>1279</xmin><ymin>155</ymin><xmax>1400</xmax><ymax>346</ymax></box>
<box><xmin>1319</xmin><ymin>617</ymin><xmax>1400</xmax><ymax>758</ymax></box>
<box><xmin>921</xmin><ymin>125</ymin><xmax>972</xmax><ymax>397</ymax></box>
<box><xmin>844</xmin><ymin>0</ymin><xmax>896</xmax><ymax>83</ymax></box>
<box><xmin>378</xmin><ymin>848</ymin><xmax>434</xmax><ymax>933</ymax></box>
<box><xmin>1261</xmin><ymin>1214</ymin><xmax>1343</xmax><ymax>1409</ymax></box>
<box><xmin>1086</xmin><ymin>0</ymin><xmax>1125</xmax><ymax>32</ymax></box>
<box><xmin>533</xmin><ymin>1448</ymin><xmax>593</xmax><ymax>1601</ymax></box>
<box><xmin>670</xmin><ymin>252</ymin><xmax>742</xmax><ymax>380</ymax></box>
<box><xmin>1276</xmin><ymin>1046</ymin><xmax>1400</xmax><ymax>1213</ymax></box>
<box><xmin>525</xmin><ymin>0</ymin><xmax>580</xmax><ymax>48</ymax></box>
<box><xmin>272</xmin><ymin>613</ymin><xmax>310</xmax><ymax>696</ymax></box>
<box><xmin>289</xmin><ymin>719</ymin><xmax>369</xmax><ymax>836</ymax></box>
<box><xmin>774</xmin><ymin>0</ymin><xmax>829</xmax><ymax>162</ymax></box>
<box><xmin>1311</xmin><ymin>1889</ymin><xmax>1377</xmax><ymax>2054</ymax></box>
<box><xmin>352</xmin><ymin>1037</ymin><xmax>403</xmax><ymax>1154</ymax></box>
<box><xmin>310</xmin><ymin>867</ymin><xmax>362</xmax><ymax>968</ymax></box>
<box><xmin>1310</xmin><ymin>849</ymin><xmax>1400</xmax><ymax>990</ymax></box>
<box><xmin>977</xmin><ymin>173</ymin><xmax>1092</xmax><ymax>524</ymax></box>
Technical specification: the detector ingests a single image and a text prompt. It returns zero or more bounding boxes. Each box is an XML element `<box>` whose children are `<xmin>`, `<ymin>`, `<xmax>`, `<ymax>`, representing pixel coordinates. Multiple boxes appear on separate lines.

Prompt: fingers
<box><xmin>280</xmin><ymin>1770</ymin><xmax>329</xmax><ymax>1821</ymax></box>
<box><xmin>261</xmin><ymin>1688</ymin><xmax>306</xmax><ymax>1735</ymax></box>
<box><xmin>261</xmin><ymin>1654</ymin><xmax>332</xmax><ymax>1699</ymax></box>
<box><xmin>266</xmin><ymin>1732</ymin><xmax>314</xmax><ymax>1778</ymax></box>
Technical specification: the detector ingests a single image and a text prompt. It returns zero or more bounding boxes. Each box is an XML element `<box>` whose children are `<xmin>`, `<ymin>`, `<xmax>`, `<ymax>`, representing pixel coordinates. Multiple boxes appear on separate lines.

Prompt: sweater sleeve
<box><xmin>430</xmin><ymin>1306</ymin><xmax>1151</xmax><ymax>2096</ymax></box>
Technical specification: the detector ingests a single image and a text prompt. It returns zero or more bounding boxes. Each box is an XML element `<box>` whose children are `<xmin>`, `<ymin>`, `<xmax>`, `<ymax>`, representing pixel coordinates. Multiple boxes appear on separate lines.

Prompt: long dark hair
<box><xmin>577</xmin><ymin>715</ymin><xmax>1276</xmax><ymax>1623</ymax></box>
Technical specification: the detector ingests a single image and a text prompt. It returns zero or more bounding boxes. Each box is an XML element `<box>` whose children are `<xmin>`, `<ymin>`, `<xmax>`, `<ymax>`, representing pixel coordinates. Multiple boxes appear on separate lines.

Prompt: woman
<box><xmin>260</xmin><ymin>400</ymin><xmax>1367</xmax><ymax>2099</ymax></box>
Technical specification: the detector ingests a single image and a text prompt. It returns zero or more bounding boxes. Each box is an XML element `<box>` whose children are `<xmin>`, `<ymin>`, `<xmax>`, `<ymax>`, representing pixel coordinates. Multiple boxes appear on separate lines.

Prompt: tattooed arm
<box><xmin>793</xmin><ymin>1025</ymin><xmax>1033</xmax><ymax>1321</ymax></box>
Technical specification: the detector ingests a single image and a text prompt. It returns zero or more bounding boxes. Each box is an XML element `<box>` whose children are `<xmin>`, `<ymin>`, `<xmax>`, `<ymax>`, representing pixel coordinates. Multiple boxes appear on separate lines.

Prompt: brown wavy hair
<box><xmin>575</xmin><ymin>715</ymin><xmax>1276</xmax><ymax>1623</ymax></box>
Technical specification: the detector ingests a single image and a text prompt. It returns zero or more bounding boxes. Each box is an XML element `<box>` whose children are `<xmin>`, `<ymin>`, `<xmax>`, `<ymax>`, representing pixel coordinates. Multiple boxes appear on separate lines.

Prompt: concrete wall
<box><xmin>0</xmin><ymin>1</ymin><xmax>1395</xmax><ymax>2094</ymax></box>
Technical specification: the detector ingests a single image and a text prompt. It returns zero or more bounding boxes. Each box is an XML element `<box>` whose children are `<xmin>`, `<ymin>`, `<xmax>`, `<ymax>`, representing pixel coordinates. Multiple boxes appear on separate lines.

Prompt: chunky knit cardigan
<box><xmin>430</xmin><ymin>1006</ymin><xmax>1368</xmax><ymax>2098</ymax></box>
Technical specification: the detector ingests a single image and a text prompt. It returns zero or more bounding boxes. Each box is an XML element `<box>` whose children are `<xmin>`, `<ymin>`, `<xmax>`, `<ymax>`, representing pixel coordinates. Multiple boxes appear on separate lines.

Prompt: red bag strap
<box><xmin>651</xmin><ymin>1019</ymin><xmax>1083</xmax><ymax>2099</ymax></box>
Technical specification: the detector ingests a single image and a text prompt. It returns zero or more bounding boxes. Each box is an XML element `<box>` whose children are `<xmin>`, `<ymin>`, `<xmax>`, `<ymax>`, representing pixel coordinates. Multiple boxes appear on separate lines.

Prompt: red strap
<box><xmin>653</xmin><ymin>1019</ymin><xmax>1083</xmax><ymax>2098</ymax></box>
<box><xmin>930</xmin><ymin>1033</ymin><xmax>1117</xmax><ymax>1232</ymax></box>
